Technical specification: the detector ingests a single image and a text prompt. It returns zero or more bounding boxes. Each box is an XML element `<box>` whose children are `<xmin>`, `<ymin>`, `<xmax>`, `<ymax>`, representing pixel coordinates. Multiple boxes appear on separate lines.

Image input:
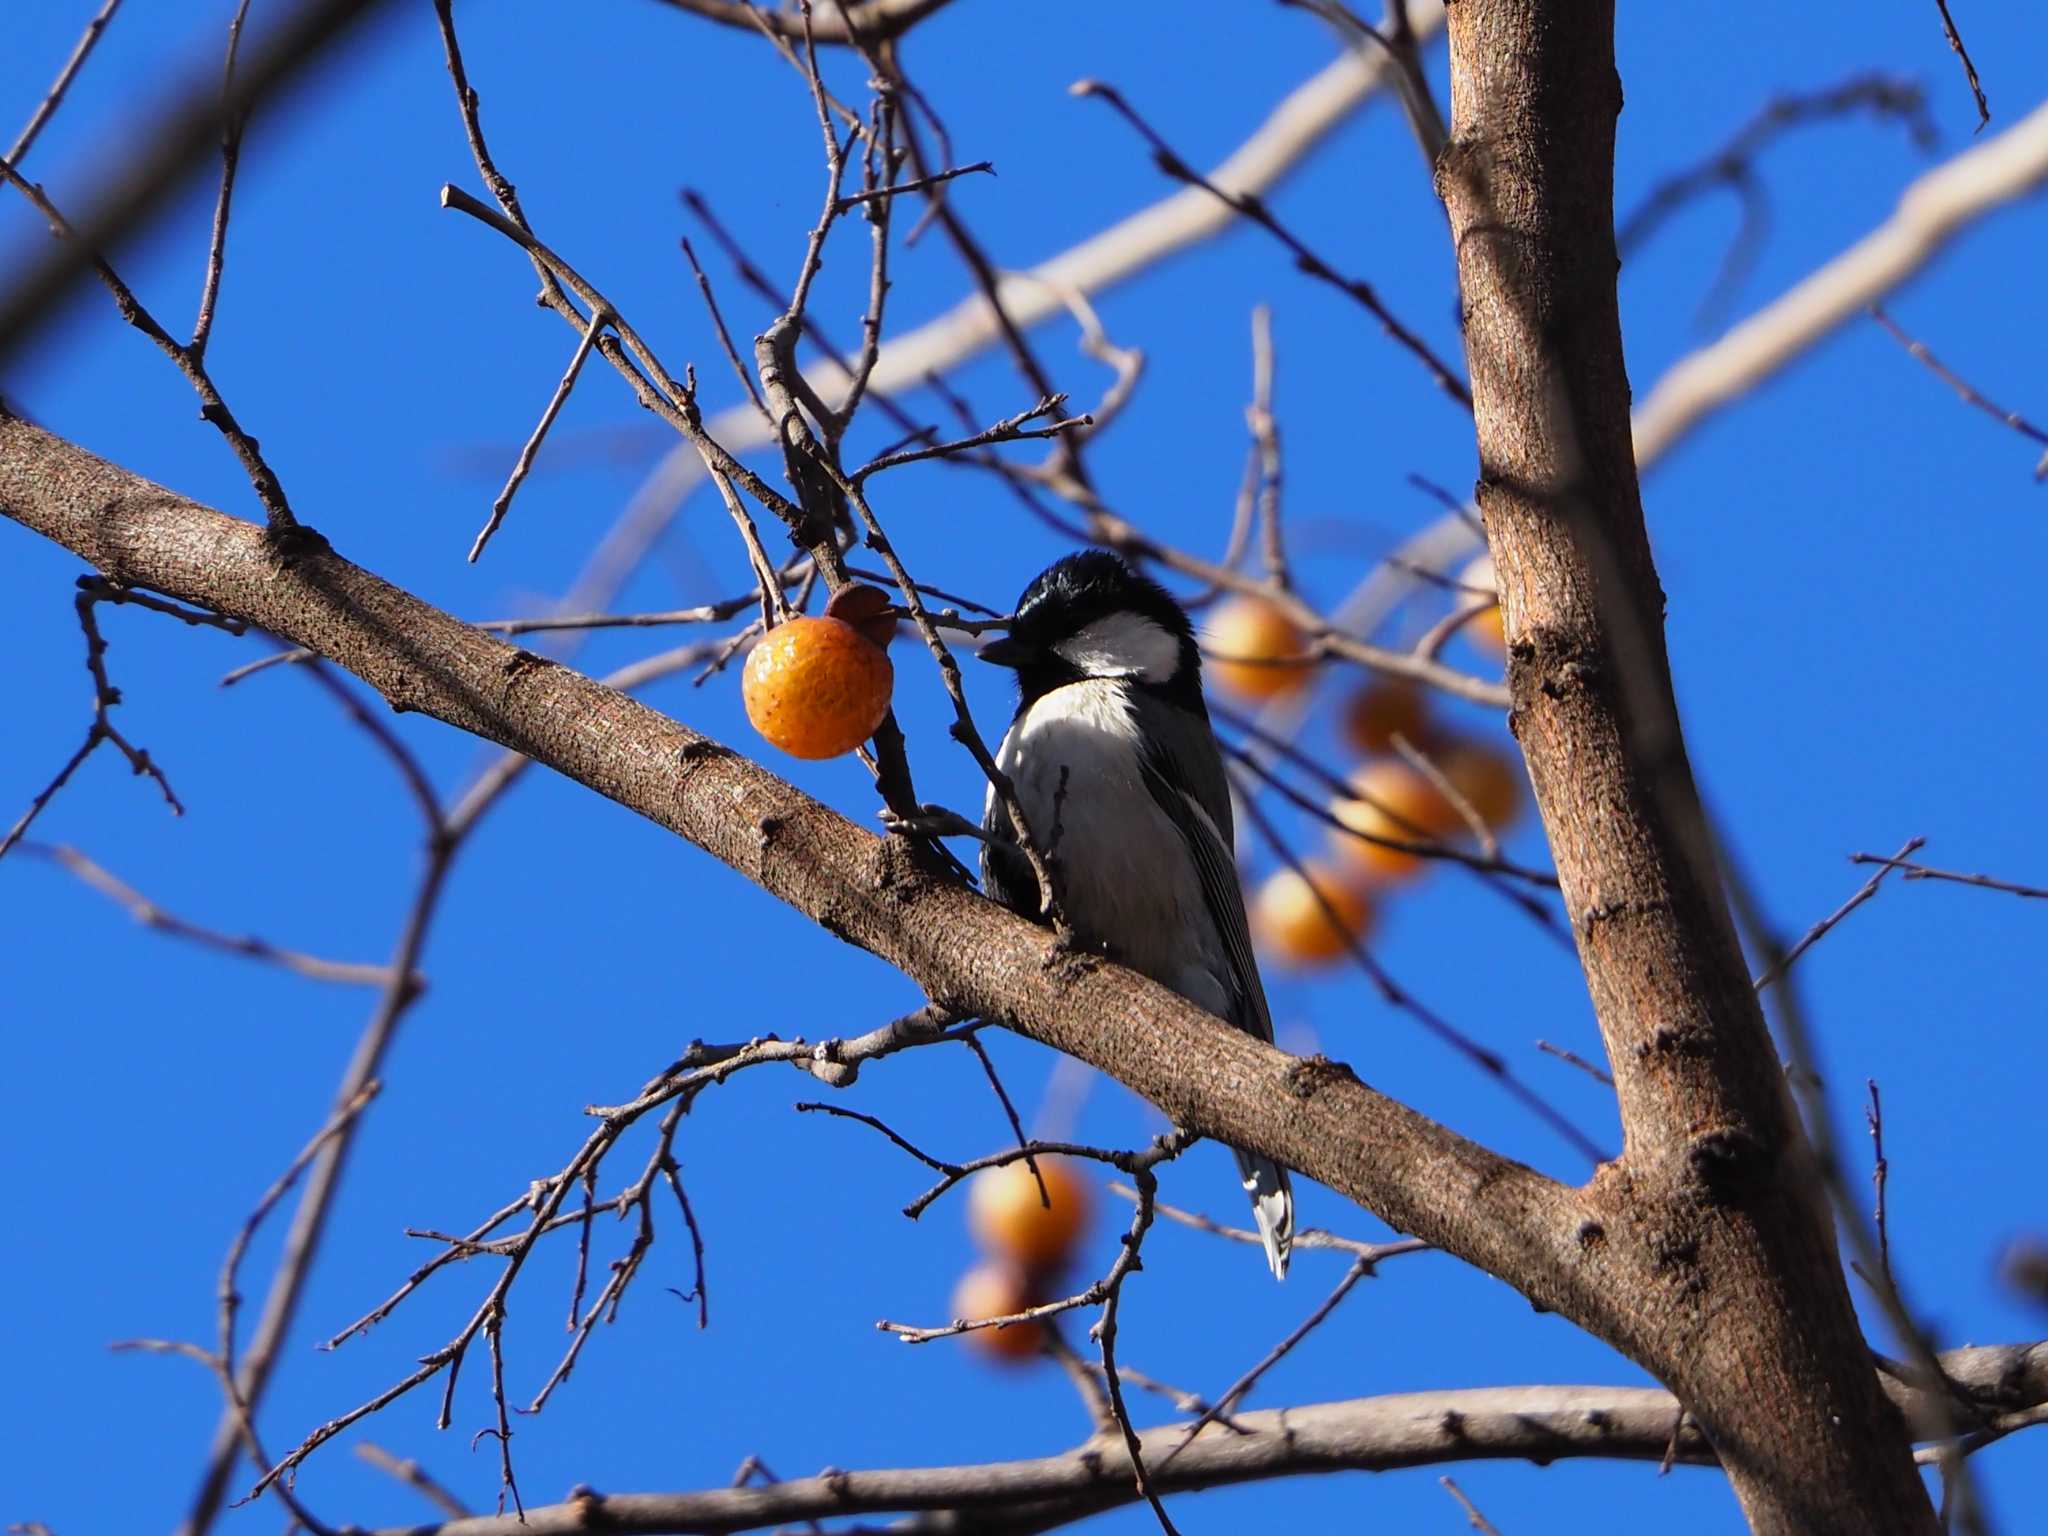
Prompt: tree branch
<box><xmin>0</xmin><ymin>414</ymin><xmax>1594</xmax><ymax>1336</ymax></box>
<box><xmin>352</xmin><ymin>1342</ymin><xmax>2048</xmax><ymax>1536</ymax></box>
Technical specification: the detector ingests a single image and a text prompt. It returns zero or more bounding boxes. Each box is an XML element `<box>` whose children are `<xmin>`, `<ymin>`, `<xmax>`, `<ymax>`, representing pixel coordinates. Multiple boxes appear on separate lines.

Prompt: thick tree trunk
<box><xmin>1435</xmin><ymin>3</ymin><xmax>1936</xmax><ymax>1531</ymax></box>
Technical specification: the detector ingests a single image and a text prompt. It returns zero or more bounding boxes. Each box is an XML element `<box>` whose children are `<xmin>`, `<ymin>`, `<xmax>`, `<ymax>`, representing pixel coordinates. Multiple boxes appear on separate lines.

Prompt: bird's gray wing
<box><xmin>1133</xmin><ymin>702</ymin><xmax>1276</xmax><ymax>1045</ymax></box>
<box><xmin>981</xmin><ymin>741</ymin><xmax>1041</xmax><ymax>918</ymax></box>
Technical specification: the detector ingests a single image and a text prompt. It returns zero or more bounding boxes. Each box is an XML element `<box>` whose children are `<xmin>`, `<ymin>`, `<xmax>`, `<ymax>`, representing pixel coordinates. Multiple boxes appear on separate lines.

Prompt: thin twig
<box><xmin>471</xmin><ymin>304</ymin><xmax>611</xmax><ymax>561</ymax></box>
<box><xmin>1440</xmin><ymin>1475</ymin><xmax>1506</xmax><ymax>1534</ymax></box>
<box><xmin>190</xmin><ymin>0</ymin><xmax>253</xmax><ymax>356</ymax></box>
<box><xmin>0</xmin><ymin>159</ymin><xmax>297</xmax><ymax>528</ymax></box>
<box><xmin>17</xmin><ymin>842</ymin><xmax>397</xmax><ymax>986</ymax></box>
<box><xmin>1</xmin><ymin>580</ymin><xmax>183</xmax><ymax>862</ymax></box>
<box><xmin>1156</xmin><ymin>1256</ymin><xmax>1376</xmax><ymax>1467</ymax></box>
<box><xmin>680</xmin><ymin>236</ymin><xmax>773</xmax><ymax>426</ymax></box>
<box><xmin>1848</xmin><ymin>852</ymin><xmax>2048</xmax><ymax>901</ymax></box>
<box><xmin>1754</xmin><ymin>835</ymin><xmax>1926</xmax><ymax>991</ymax></box>
<box><xmin>1246</xmin><ymin>304</ymin><xmax>1288</xmax><ymax>589</ymax></box>
<box><xmin>1233</xmin><ymin>792</ymin><xmax>1608</xmax><ymax>1165</ymax></box>
<box><xmin>1869</xmin><ymin>307</ymin><xmax>2048</xmax><ymax>477</ymax></box>
<box><xmin>1071</xmin><ymin>78</ymin><xmax>1470</xmax><ymax>410</ymax></box>
<box><xmin>7</xmin><ymin>0</ymin><xmax>125</xmax><ymax>167</ymax></box>
<box><xmin>1113</xmin><ymin>1183</ymin><xmax>1428</xmax><ymax>1265</ymax></box>
<box><xmin>1862</xmin><ymin>1079</ymin><xmax>1896</xmax><ymax>1301</ymax></box>
<box><xmin>832</xmin><ymin>158</ymin><xmax>992</xmax><ymax>212</ymax></box>
<box><xmin>1930</xmin><ymin>0</ymin><xmax>1990</xmax><ymax>129</ymax></box>
<box><xmin>959</xmin><ymin>1034</ymin><xmax>1047</xmax><ymax>1205</ymax></box>
<box><xmin>354</xmin><ymin>1444</ymin><xmax>471</xmax><ymax>1521</ymax></box>
<box><xmin>1536</xmin><ymin>1039</ymin><xmax>1615</xmax><ymax>1088</ymax></box>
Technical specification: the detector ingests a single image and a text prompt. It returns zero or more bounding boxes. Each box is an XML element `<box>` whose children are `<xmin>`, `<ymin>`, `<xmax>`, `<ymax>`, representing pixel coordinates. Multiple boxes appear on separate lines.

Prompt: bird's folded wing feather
<box><xmin>1136</xmin><ymin>714</ymin><xmax>1277</xmax><ymax>1046</ymax></box>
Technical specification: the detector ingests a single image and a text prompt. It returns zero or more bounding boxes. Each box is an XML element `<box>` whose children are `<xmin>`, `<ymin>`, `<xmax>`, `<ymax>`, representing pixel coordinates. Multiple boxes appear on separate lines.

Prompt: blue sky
<box><xmin>4</xmin><ymin>3</ymin><xmax>2046</xmax><ymax>1533</ymax></box>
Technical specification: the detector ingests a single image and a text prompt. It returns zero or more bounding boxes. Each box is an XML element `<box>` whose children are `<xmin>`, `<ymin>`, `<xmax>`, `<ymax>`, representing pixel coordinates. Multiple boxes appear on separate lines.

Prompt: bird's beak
<box><xmin>976</xmin><ymin>633</ymin><xmax>1038</xmax><ymax>669</ymax></box>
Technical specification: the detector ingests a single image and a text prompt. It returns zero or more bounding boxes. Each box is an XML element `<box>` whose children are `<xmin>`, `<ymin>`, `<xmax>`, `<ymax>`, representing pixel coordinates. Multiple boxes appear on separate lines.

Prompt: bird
<box><xmin>976</xmin><ymin>549</ymin><xmax>1294</xmax><ymax>1279</ymax></box>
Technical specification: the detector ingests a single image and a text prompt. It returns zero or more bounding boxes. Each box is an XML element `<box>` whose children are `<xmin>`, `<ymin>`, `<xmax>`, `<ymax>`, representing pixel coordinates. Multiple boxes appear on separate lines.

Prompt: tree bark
<box><xmin>1435</xmin><ymin>2</ymin><xmax>1935</xmax><ymax>1530</ymax></box>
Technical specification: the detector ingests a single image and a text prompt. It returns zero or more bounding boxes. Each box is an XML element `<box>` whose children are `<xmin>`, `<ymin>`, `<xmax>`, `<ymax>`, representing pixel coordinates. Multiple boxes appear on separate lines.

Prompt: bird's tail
<box><xmin>1232</xmin><ymin>1149</ymin><xmax>1294</xmax><ymax>1281</ymax></box>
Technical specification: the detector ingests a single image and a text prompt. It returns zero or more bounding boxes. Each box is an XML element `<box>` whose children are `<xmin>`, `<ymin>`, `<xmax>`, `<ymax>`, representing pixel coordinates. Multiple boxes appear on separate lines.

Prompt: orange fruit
<box><xmin>1326</xmin><ymin>759</ymin><xmax>1463</xmax><ymax>883</ymax></box>
<box><xmin>1434</xmin><ymin>738</ymin><xmax>1524</xmax><ymax>832</ymax></box>
<box><xmin>951</xmin><ymin>1263</ymin><xmax>1044</xmax><ymax>1364</ymax></box>
<box><xmin>1205</xmin><ymin>595</ymin><xmax>1313</xmax><ymax>701</ymax></box>
<box><xmin>968</xmin><ymin>1156</ymin><xmax>1091</xmax><ymax>1274</ymax></box>
<box><xmin>1249</xmin><ymin>861</ymin><xmax>1375</xmax><ymax>967</ymax></box>
<box><xmin>1341</xmin><ymin>680</ymin><xmax>1430</xmax><ymax>756</ymax></box>
<box><xmin>741</xmin><ymin>615</ymin><xmax>893</xmax><ymax>760</ymax></box>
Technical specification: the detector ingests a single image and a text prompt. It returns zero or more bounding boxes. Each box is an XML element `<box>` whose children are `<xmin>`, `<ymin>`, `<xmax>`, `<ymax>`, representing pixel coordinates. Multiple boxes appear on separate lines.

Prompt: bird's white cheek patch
<box><xmin>1053</xmin><ymin>612</ymin><xmax>1182</xmax><ymax>683</ymax></box>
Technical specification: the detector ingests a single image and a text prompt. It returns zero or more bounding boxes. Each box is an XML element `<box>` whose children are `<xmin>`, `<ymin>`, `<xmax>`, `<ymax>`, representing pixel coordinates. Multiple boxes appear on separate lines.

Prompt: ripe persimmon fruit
<box><xmin>742</xmin><ymin>612</ymin><xmax>893</xmax><ymax>760</ymax></box>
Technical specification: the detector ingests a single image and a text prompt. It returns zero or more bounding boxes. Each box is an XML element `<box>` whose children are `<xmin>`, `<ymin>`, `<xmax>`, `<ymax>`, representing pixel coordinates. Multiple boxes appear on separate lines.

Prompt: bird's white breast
<box><xmin>990</xmin><ymin>680</ymin><xmax>1229</xmax><ymax>1014</ymax></box>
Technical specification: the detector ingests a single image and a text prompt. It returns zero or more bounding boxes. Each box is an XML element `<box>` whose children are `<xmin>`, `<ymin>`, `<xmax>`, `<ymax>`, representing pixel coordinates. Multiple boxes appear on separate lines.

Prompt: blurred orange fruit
<box><xmin>1327</xmin><ymin>759</ymin><xmax>1463</xmax><ymax>883</ymax></box>
<box><xmin>1341</xmin><ymin>679</ymin><xmax>1430</xmax><ymax>756</ymax></box>
<box><xmin>951</xmin><ymin>1263</ymin><xmax>1045</xmax><ymax>1364</ymax></box>
<box><xmin>1249</xmin><ymin>860</ymin><xmax>1375</xmax><ymax>966</ymax></box>
<box><xmin>968</xmin><ymin>1156</ymin><xmax>1092</xmax><ymax>1274</ymax></box>
<box><xmin>1205</xmin><ymin>596</ymin><xmax>1313</xmax><ymax>701</ymax></box>
<box><xmin>1435</xmin><ymin>738</ymin><xmax>1524</xmax><ymax>832</ymax></box>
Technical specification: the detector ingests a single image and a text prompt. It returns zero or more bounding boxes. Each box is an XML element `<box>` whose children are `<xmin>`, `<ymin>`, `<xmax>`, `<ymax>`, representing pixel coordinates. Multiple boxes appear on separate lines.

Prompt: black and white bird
<box><xmin>977</xmin><ymin>550</ymin><xmax>1295</xmax><ymax>1280</ymax></box>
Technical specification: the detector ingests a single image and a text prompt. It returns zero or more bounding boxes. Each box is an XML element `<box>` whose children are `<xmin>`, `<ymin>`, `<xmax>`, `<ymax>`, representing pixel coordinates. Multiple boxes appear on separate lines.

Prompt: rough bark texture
<box><xmin>1434</xmin><ymin>2</ymin><xmax>1935</xmax><ymax>1531</ymax></box>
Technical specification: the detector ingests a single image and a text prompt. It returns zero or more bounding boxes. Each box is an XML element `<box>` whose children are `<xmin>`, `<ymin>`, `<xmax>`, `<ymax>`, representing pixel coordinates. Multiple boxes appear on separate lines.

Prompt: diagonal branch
<box><xmin>0</xmin><ymin>414</ymin><xmax>1594</xmax><ymax>1343</ymax></box>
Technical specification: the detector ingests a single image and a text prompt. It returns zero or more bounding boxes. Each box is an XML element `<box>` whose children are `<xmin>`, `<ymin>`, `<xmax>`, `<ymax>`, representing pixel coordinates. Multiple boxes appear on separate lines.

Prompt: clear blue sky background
<box><xmin>4</xmin><ymin>3</ymin><xmax>2046</xmax><ymax>1533</ymax></box>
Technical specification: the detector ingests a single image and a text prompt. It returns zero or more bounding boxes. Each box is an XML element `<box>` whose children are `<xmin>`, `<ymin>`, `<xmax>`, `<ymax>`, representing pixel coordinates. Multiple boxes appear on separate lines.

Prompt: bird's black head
<box><xmin>978</xmin><ymin>550</ymin><xmax>1205</xmax><ymax>710</ymax></box>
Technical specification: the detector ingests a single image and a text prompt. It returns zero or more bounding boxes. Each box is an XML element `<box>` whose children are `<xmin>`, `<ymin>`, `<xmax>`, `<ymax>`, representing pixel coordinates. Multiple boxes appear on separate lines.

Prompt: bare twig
<box><xmin>1847</xmin><ymin>851</ymin><xmax>2048</xmax><ymax>900</ymax></box>
<box><xmin>1</xmin><ymin>579</ymin><xmax>183</xmax><ymax>863</ymax></box>
<box><xmin>679</xmin><ymin>236</ymin><xmax>773</xmax><ymax>426</ymax></box>
<box><xmin>851</xmin><ymin>393</ymin><xmax>1087</xmax><ymax>480</ymax></box>
<box><xmin>1632</xmin><ymin>99</ymin><xmax>2048</xmax><ymax>468</ymax></box>
<box><xmin>959</xmin><ymin>1033</ymin><xmax>1047</xmax><ymax>1204</ymax></box>
<box><xmin>1246</xmin><ymin>304</ymin><xmax>1288</xmax><ymax>588</ymax></box>
<box><xmin>190</xmin><ymin>0</ymin><xmax>254</xmax><ymax>356</ymax></box>
<box><xmin>1156</xmin><ymin>1256</ymin><xmax>1378</xmax><ymax>1466</ymax></box>
<box><xmin>0</xmin><ymin>159</ymin><xmax>297</xmax><ymax>527</ymax></box>
<box><xmin>354</xmin><ymin>1444</ymin><xmax>471</xmax><ymax>1521</ymax></box>
<box><xmin>470</xmin><ymin>304</ymin><xmax>611</xmax><ymax>561</ymax></box>
<box><xmin>1440</xmin><ymin>1475</ymin><xmax>1506</xmax><ymax>1534</ymax></box>
<box><xmin>1536</xmin><ymin>1039</ymin><xmax>1615</xmax><ymax>1088</ymax></box>
<box><xmin>1753</xmin><ymin>835</ymin><xmax>1926</xmax><ymax>991</ymax></box>
<box><xmin>1113</xmin><ymin>1183</ymin><xmax>1428</xmax><ymax>1265</ymax></box>
<box><xmin>1616</xmin><ymin>75</ymin><xmax>1934</xmax><ymax>326</ymax></box>
<box><xmin>1863</xmin><ymin>1080</ymin><xmax>1896</xmax><ymax>1300</ymax></box>
<box><xmin>1869</xmin><ymin>306</ymin><xmax>2048</xmax><ymax>477</ymax></box>
<box><xmin>17</xmin><ymin>842</ymin><xmax>396</xmax><ymax>985</ymax></box>
<box><xmin>1232</xmin><ymin>791</ymin><xmax>1607</xmax><ymax>1165</ymax></box>
<box><xmin>1930</xmin><ymin>0</ymin><xmax>1990</xmax><ymax>130</ymax></box>
<box><xmin>7</xmin><ymin>0</ymin><xmax>125</xmax><ymax>167</ymax></box>
<box><xmin>0</xmin><ymin>0</ymin><xmax>403</xmax><ymax>373</ymax></box>
<box><xmin>1071</xmin><ymin>78</ymin><xmax>1470</xmax><ymax>409</ymax></box>
<box><xmin>833</xmin><ymin>158</ymin><xmax>992</xmax><ymax>213</ymax></box>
